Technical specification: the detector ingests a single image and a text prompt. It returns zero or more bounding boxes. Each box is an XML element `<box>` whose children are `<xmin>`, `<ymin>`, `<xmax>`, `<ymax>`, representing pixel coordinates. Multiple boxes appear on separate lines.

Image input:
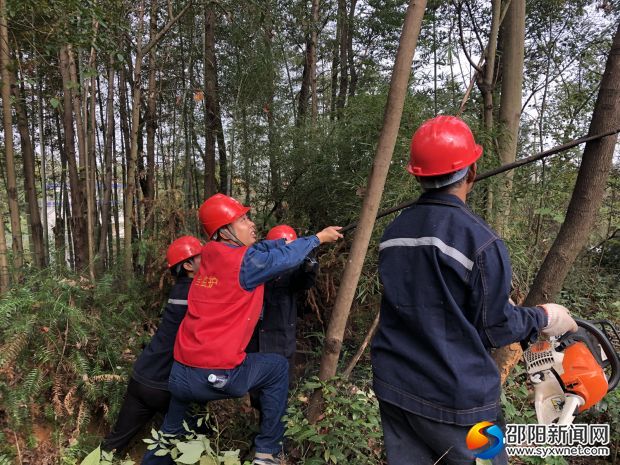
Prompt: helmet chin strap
<box><xmin>222</xmin><ymin>225</ymin><xmax>246</xmax><ymax>246</ymax></box>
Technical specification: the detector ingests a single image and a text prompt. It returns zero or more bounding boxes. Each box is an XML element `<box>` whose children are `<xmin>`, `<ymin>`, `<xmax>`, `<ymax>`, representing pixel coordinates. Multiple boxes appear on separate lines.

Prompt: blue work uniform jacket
<box><xmin>249</xmin><ymin>257</ymin><xmax>318</xmax><ymax>358</ymax></box>
<box><xmin>371</xmin><ymin>191</ymin><xmax>547</xmax><ymax>425</ymax></box>
<box><xmin>132</xmin><ymin>276</ymin><xmax>192</xmax><ymax>390</ymax></box>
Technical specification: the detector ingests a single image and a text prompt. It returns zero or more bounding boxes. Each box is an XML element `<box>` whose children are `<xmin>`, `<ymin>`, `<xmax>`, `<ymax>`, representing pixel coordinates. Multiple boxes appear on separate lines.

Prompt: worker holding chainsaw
<box><xmin>142</xmin><ymin>194</ymin><xmax>342</xmax><ymax>465</ymax></box>
<box><xmin>371</xmin><ymin>115</ymin><xmax>578</xmax><ymax>465</ymax></box>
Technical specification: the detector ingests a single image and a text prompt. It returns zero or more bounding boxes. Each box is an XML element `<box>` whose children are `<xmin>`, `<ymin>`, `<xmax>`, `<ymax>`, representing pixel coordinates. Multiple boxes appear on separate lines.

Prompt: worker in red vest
<box><xmin>142</xmin><ymin>194</ymin><xmax>342</xmax><ymax>465</ymax></box>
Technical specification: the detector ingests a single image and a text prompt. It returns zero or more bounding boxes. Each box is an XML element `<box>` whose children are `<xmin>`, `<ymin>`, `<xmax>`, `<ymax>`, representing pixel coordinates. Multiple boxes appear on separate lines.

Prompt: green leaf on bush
<box><xmin>199</xmin><ymin>456</ymin><xmax>218</xmax><ymax>465</ymax></box>
<box><xmin>176</xmin><ymin>440</ymin><xmax>206</xmax><ymax>464</ymax></box>
<box><xmin>79</xmin><ymin>446</ymin><xmax>101</xmax><ymax>465</ymax></box>
<box><xmin>221</xmin><ymin>452</ymin><xmax>240</xmax><ymax>465</ymax></box>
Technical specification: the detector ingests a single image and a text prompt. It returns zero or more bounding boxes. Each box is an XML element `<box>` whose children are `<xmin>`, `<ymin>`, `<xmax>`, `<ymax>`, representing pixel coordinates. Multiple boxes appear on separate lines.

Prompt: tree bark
<box><xmin>124</xmin><ymin>0</ymin><xmax>145</xmax><ymax>276</ymax></box>
<box><xmin>525</xmin><ymin>22</ymin><xmax>620</xmax><ymax>306</ymax></box>
<box><xmin>493</xmin><ymin>0</ymin><xmax>525</xmax><ymax>237</ymax></box>
<box><xmin>59</xmin><ymin>45</ymin><xmax>88</xmax><ymax>270</ymax></box>
<box><xmin>203</xmin><ymin>3</ymin><xmax>218</xmax><ymax>197</ymax></box>
<box><xmin>0</xmin><ymin>0</ymin><xmax>24</xmax><ymax>269</ymax></box>
<box><xmin>479</xmin><ymin>0</ymin><xmax>501</xmax><ymax>131</ymax></box>
<box><xmin>12</xmin><ymin>73</ymin><xmax>46</xmax><ymax>267</ymax></box>
<box><xmin>310</xmin><ymin>0</ymin><xmax>319</xmax><ymax>124</ymax></box>
<box><xmin>69</xmin><ymin>45</ymin><xmax>93</xmax><ymax>274</ymax></box>
<box><xmin>216</xmin><ymin>87</ymin><xmax>228</xmax><ymax>194</ymax></box>
<box><xmin>297</xmin><ymin>35</ymin><xmax>311</xmax><ymax>126</ymax></box>
<box><xmin>0</xmin><ymin>204</ymin><xmax>9</xmax><ymax>292</ymax></box>
<box><xmin>145</xmin><ymin>0</ymin><xmax>158</xmax><ymax>230</ymax></box>
<box><xmin>347</xmin><ymin>0</ymin><xmax>358</xmax><ymax>97</ymax></box>
<box><xmin>85</xmin><ymin>29</ymin><xmax>99</xmax><ymax>280</ymax></box>
<box><xmin>98</xmin><ymin>60</ymin><xmax>116</xmax><ymax>267</ymax></box>
<box><xmin>37</xmin><ymin>78</ymin><xmax>49</xmax><ymax>265</ymax></box>
<box><xmin>307</xmin><ymin>0</ymin><xmax>428</xmax><ymax>422</ymax></box>
<box><xmin>264</xmin><ymin>9</ymin><xmax>281</xmax><ymax>218</ymax></box>
<box><xmin>493</xmin><ymin>22</ymin><xmax>620</xmax><ymax>385</ymax></box>
<box><xmin>330</xmin><ymin>19</ymin><xmax>340</xmax><ymax>117</ymax></box>
<box><xmin>336</xmin><ymin>0</ymin><xmax>348</xmax><ymax>112</ymax></box>
<box><xmin>53</xmin><ymin>111</ymin><xmax>68</xmax><ymax>266</ymax></box>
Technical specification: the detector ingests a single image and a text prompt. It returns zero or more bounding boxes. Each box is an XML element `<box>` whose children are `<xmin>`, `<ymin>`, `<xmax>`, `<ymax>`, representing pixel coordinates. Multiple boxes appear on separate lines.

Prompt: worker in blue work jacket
<box><xmin>371</xmin><ymin>116</ymin><xmax>578</xmax><ymax>465</ymax></box>
<box><xmin>102</xmin><ymin>236</ymin><xmax>202</xmax><ymax>454</ymax></box>
<box><xmin>247</xmin><ymin>224</ymin><xmax>319</xmax><ymax>419</ymax></box>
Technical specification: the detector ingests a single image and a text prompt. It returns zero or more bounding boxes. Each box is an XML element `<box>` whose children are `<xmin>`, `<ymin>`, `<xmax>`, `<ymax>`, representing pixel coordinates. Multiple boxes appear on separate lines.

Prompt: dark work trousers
<box><xmin>141</xmin><ymin>353</ymin><xmax>289</xmax><ymax>465</ymax></box>
<box><xmin>245</xmin><ymin>332</ymin><xmax>295</xmax><ymax>421</ymax></box>
<box><xmin>102</xmin><ymin>377</ymin><xmax>170</xmax><ymax>453</ymax></box>
<box><xmin>379</xmin><ymin>399</ymin><xmax>509</xmax><ymax>465</ymax></box>
<box><xmin>247</xmin><ymin>346</ymin><xmax>295</xmax><ymax>420</ymax></box>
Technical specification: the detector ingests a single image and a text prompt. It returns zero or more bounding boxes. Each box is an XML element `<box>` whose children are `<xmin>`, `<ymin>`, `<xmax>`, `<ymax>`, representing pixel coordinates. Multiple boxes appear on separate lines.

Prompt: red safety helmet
<box><xmin>266</xmin><ymin>224</ymin><xmax>298</xmax><ymax>242</ymax></box>
<box><xmin>407</xmin><ymin>115</ymin><xmax>482</xmax><ymax>177</ymax></box>
<box><xmin>166</xmin><ymin>236</ymin><xmax>202</xmax><ymax>268</ymax></box>
<box><xmin>198</xmin><ymin>193</ymin><xmax>251</xmax><ymax>238</ymax></box>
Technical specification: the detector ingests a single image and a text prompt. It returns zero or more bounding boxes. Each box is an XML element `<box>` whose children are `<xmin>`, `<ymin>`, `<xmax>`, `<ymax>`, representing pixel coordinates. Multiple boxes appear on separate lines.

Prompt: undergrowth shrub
<box><xmin>285</xmin><ymin>377</ymin><xmax>383</xmax><ymax>465</ymax></box>
<box><xmin>0</xmin><ymin>267</ymin><xmax>157</xmax><ymax>459</ymax></box>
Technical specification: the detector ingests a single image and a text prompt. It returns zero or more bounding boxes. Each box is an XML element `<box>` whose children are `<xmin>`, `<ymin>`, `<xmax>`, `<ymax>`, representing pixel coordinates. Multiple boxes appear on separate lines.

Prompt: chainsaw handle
<box><xmin>574</xmin><ymin>318</ymin><xmax>620</xmax><ymax>392</ymax></box>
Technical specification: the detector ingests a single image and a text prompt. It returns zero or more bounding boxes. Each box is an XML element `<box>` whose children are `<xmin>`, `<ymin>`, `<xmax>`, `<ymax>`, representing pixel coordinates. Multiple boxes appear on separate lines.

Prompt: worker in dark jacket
<box><xmin>247</xmin><ymin>224</ymin><xmax>319</xmax><ymax>414</ymax></box>
<box><xmin>102</xmin><ymin>236</ymin><xmax>202</xmax><ymax>454</ymax></box>
<box><xmin>142</xmin><ymin>194</ymin><xmax>342</xmax><ymax>465</ymax></box>
<box><xmin>371</xmin><ymin>116</ymin><xmax>578</xmax><ymax>465</ymax></box>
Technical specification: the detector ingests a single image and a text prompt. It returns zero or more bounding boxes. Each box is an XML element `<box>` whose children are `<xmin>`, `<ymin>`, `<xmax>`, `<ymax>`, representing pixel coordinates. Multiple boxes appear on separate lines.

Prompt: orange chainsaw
<box><xmin>523</xmin><ymin>318</ymin><xmax>620</xmax><ymax>424</ymax></box>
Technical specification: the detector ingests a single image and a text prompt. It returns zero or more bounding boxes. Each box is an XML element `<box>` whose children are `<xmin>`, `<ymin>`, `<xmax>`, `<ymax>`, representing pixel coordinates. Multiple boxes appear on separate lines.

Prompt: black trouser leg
<box><xmin>102</xmin><ymin>377</ymin><xmax>170</xmax><ymax>454</ymax></box>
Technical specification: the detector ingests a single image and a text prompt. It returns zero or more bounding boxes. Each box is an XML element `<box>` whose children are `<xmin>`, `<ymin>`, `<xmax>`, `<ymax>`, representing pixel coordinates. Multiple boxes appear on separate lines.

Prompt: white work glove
<box><xmin>540</xmin><ymin>303</ymin><xmax>578</xmax><ymax>337</ymax></box>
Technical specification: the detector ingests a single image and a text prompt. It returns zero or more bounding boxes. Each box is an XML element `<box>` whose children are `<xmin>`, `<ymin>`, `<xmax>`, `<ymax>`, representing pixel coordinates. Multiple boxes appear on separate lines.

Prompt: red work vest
<box><xmin>174</xmin><ymin>241</ymin><xmax>265</xmax><ymax>368</ymax></box>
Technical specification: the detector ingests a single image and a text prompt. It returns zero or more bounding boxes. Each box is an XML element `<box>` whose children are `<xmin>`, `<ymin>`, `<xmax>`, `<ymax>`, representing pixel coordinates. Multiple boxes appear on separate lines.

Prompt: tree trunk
<box><xmin>59</xmin><ymin>44</ymin><xmax>88</xmax><ymax>270</ymax></box>
<box><xmin>493</xmin><ymin>22</ymin><xmax>620</xmax><ymax>385</ymax></box>
<box><xmin>53</xmin><ymin>111</ymin><xmax>67</xmax><ymax>266</ymax></box>
<box><xmin>493</xmin><ymin>0</ymin><xmax>525</xmax><ymax>237</ymax></box>
<box><xmin>525</xmin><ymin>22</ymin><xmax>620</xmax><ymax>305</ymax></box>
<box><xmin>145</xmin><ymin>0</ymin><xmax>158</xmax><ymax>230</ymax></box>
<box><xmin>479</xmin><ymin>0</ymin><xmax>501</xmax><ymax>131</ymax></box>
<box><xmin>336</xmin><ymin>0</ymin><xmax>348</xmax><ymax>112</ymax></box>
<box><xmin>86</xmin><ymin>37</ymin><xmax>98</xmax><ymax>280</ymax></box>
<box><xmin>330</xmin><ymin>19</ymin><xmax>340</xmax><ymax>117</ymax></box>
<box><xmin>310</xmin><ymin>0</ymin><xmax>319</xmax><ymax>124</ymax></box>
<box><xmin>0</xmin><ymin>204</ymin><xmax>9</xmax><ymax>292</ymax></box>
<box><xmin>70</xmin><ymin>45</ymin><xmax>93</xmax><ymax>275</ymax></box>
<box><xmin>124</xmin><ymin>0</ymin><xmax>145</xmax><ymax>276</ymax></box>
<box><xmin>490</xmin><ymin>0</ymin><xmax>528</xmax><ymax>381</ymax></box>
<box><xmin>12</xmin><ymin>73</ymin><xmax>46</xmax><ymax>267</ymax></box>
<box><xmin>297</xmin><ymin>35</ymin><xmax>311</xmax><ymax>126</ymax></box>
<box><xmin>307</xmin><ymin>0</ymin><xmax>428</xmax><ymax>422</ymax></box>
<box><xmin>118</xmin><ymin>67</ymin><xmax>131</xmax><ymax>193</ymax></box>
<box><xmin>112</xmin><ymin>128</ymin><xmax>121</xmax><ymax>259</ymax></box>
<box><xmin>203</xmin><ymin>3</ymin><xmax>218</xmax><ymax>197</ymax></box>
<box><xmin>98</xmin><ymin>60</ymin><xmax>116</xmax><ymax>267</ymax></box>
<box><xmin>347</xmin><ymin>0</ymin><xmax>358</xmax><ymax>97</ymax></box>
<box><xmin>0</xmin><ymin>0</ymin><xmax>24</xmax><ymax>270</ymax></box>
<box><xmin>216</xmin><ymin>88</ymin><xmax>228</xmax><ymax>195</ymax></box>
<box><xmin>37</xmin><ymin>78</ymin><xmax>49</xmax><ymax>265</ymax></box>
<box><xmin>264</xmin><ymin>9</ymin><xmax>281</xmax><ymax>218</ymax></box>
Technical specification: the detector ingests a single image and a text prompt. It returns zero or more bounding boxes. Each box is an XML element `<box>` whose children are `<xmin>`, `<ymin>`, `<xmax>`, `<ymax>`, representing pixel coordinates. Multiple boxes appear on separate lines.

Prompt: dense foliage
<box><xmin>0</xmin><ymin>0</ymin><xmax>619</xmax><ymax>464</ymax></box>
